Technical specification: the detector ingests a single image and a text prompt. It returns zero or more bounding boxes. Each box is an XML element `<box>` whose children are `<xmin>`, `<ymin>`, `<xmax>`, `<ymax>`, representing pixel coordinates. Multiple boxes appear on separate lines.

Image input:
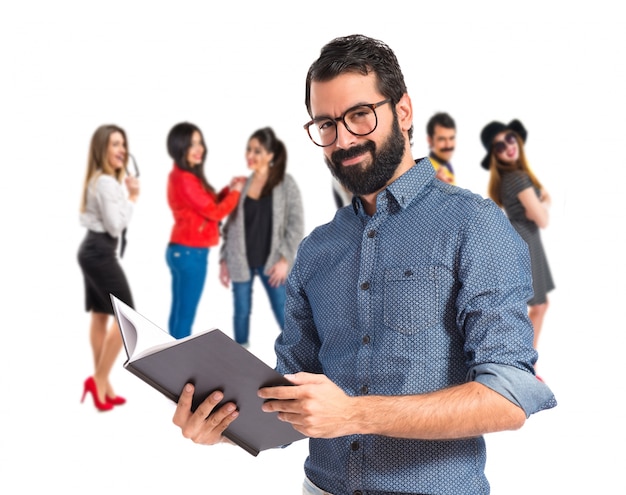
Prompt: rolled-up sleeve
<box><xmin>457</xmin><ymin>199</ymin><xmax>557</xmax><ymax>416</ymax></box>
<box><xmin>468</xmin><ymin>363</ymin><xmax>557</xmax><ymax>416</ymax></box>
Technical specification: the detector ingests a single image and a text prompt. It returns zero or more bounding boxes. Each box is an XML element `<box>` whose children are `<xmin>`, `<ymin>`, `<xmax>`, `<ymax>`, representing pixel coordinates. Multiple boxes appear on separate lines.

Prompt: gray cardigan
<box><xmin>220</xmin><ymin>173</ymin><xmax>304</xmax><ymax>282</ymax></box>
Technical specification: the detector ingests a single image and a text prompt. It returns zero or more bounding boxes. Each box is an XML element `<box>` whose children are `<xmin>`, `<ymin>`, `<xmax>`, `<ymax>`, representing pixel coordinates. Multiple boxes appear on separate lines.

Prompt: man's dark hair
<box><xmin>305</xmin><ymin>34</ymin><xmax>413</xmax><ymax>141</ymax></box>
<box><xmin>426</xmin><ymin>112</ymin><xmax>456</xmax><ymax>138</ymax></box>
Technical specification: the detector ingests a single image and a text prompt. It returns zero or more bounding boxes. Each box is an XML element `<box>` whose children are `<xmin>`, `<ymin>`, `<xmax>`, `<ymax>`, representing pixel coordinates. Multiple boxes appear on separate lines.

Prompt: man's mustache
<box><xmin>331</xmin><ymin>141</ymin><xmax>375</xmax><ymax>163</ymax></box>
<box><xmin>440</xmin><ymin>147</ymin><xmax>455</xmax><ymax>153</ymax></box>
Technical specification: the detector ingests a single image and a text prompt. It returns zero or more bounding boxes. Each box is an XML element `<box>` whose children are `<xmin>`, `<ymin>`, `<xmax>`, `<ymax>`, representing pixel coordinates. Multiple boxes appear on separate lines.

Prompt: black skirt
<box><xmin>77</xmin><ymin>230</ymin><xmax>134</xmax><ymax>314</ymax></box>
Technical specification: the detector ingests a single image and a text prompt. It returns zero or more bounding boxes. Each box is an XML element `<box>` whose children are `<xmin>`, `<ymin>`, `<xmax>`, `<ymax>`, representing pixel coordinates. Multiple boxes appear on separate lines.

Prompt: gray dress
<box><xmin>501</xmin><ymin>170</ymin><xmax>554</xmax><ymax>305</ymax></box>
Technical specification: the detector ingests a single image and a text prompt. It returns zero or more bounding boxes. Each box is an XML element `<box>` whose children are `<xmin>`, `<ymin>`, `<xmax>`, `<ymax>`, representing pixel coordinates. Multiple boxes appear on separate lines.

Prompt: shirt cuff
<box><xmin>467</xmin><ymin>363</ymin><xmax>557</xmax><ymax>417</ymax></box>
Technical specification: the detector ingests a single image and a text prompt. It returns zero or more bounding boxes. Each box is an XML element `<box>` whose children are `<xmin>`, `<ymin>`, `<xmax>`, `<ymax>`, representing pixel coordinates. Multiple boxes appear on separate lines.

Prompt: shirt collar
<box><xmin>352</xmin><ymin>157</ymin><xmax>435</xmax><ymax>216</ymax></box>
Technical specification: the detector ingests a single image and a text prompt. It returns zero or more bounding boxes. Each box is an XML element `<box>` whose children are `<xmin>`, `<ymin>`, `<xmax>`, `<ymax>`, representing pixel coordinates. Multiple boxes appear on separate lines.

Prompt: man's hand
<box><xmin>258</xmin><ymin>372</ymin><xmax>356</xmax><ymax>438</ymax></box>
<box><xmin>172</xmin><ymin>384</ymin><xmax>239</xmax><ymax>445</ymax></box>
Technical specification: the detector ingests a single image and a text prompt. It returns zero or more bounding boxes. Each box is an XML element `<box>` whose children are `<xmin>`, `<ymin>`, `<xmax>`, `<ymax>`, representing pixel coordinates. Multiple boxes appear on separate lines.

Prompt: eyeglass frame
<box><xmin>303</xmin><ymin>98</ymin><xmax>392</xmax><ymax>147</ymax></box>
<box><xmin>125</xmin><ymin>153</ymin><xmax>140</xmax><ymax>178</ymax></box>
<box><xmin>492</xmin><ymin>132</ymin><xmax>517</xmax><ymax>155</ymax></box>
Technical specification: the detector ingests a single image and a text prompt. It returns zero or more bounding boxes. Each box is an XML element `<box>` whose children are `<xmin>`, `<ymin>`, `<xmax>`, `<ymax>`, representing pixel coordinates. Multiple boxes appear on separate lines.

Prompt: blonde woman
<box><xmin>77</xmin><ymin>124</ymin><xmax>139</xmax><ymax>411</ymax></box>
<box><xmin>480</xmin><ymin>119</ymin><xmax>554</xmax><ymax>362</ymax></box>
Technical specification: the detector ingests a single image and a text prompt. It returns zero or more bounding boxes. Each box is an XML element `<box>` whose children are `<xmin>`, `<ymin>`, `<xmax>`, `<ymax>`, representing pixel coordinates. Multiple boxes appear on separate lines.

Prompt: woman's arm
<box><xmin>180</xmin><ymin>174</ymin><xmax>241</xmax><ymax>222</ymax></box>
<box><xmin>95</xmin><ymin>175</ymin><xmax>135</xmax><ymax>238</ymax></box>
<box><xmin>518</xmin><ymin>187</ymin><xmax>549</xmax><ymax>228</ymax></box>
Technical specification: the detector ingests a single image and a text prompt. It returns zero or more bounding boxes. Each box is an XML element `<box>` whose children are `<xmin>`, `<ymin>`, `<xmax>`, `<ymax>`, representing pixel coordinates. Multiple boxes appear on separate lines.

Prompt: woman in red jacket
<box><xmin>166</xmin><ymin>122</ymin><xmax>245</xmax><ymax>339</ymax></box>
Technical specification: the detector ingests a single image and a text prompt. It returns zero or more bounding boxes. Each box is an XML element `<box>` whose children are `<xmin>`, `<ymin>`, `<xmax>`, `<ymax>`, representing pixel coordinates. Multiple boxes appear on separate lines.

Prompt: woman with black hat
<box><xmin>480</xmin><ymin>119</ymin><xmax>555</xmax><ymax>367</ymax></box>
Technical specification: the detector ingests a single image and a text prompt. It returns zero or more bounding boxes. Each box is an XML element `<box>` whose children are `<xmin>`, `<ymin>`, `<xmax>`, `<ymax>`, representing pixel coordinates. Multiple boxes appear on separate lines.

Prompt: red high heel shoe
<box><xmin>106</xmin><ymin>394</ymin><xmax>126</xmax><ymax>406</ymax></box>
<box><xmin>81</xmin><ymin>377</ymin><xmax>113</xmax><ymax>412</ymax></box>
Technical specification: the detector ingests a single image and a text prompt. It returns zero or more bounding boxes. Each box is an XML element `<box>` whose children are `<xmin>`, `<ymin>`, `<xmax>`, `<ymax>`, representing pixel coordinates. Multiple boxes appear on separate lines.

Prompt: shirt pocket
<box><xmin>383</xmin><ymin>266</ymin><xmax>439</xmax><ymax>334</ymax></box>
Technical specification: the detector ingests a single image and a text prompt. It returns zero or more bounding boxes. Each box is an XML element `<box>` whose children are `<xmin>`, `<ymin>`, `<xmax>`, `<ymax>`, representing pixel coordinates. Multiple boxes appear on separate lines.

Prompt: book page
<box><xmin>111</xmin><ymin>295</ymin><xmax>175</xmax><ymax>360</ymax></box>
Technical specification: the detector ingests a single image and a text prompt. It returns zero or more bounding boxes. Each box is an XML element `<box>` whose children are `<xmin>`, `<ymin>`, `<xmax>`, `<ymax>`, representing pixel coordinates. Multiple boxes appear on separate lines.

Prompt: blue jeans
<box><xmin>166</xmin><ymin>243</ymin><xmax>209</xmax><ymax>339</ymax></box>
<box><xmin>231</xmin><ymin>267</ymin><xmax>285</xmax><ymax>345</ymax></box>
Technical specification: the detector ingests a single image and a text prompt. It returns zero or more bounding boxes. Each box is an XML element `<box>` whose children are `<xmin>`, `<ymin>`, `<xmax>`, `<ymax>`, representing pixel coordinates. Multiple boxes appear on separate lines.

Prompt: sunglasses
<box><xmin>493</xmin><ymin>132</ymin><xmax>517</xmax><ymax>154</ymax></box>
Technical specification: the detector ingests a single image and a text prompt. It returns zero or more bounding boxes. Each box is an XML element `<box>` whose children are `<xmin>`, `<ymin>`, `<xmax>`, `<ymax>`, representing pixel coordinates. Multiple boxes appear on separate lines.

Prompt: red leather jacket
<box><xmin>167</xmin><ymin>165</ymin><xmax>240</xmax><ymax>248</ymax></box>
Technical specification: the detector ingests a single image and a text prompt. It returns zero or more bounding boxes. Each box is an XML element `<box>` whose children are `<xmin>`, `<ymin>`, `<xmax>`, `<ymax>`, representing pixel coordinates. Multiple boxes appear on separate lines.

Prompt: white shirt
<box><xmin>80</xmin><ymin>174</ymin><xmax>134</xmax><ymax>238</ymax></box>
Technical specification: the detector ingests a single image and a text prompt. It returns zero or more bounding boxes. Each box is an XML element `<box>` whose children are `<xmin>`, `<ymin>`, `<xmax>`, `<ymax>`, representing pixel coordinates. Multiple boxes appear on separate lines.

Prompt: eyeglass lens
<box><xmin>308</xmin><ymin>105</ymin><xmax>379</xmax><ymax>147</ymax></box>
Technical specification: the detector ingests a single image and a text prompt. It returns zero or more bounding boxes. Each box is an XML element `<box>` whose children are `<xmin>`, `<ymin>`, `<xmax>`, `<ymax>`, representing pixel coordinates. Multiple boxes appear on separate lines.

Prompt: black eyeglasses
<box><xmin>493</xmin><ymin>132</ymin><xmax>517</xmax><ymax>155</ymax></box>
<box><xmin>303</xmin><ymin>98</ymin><xmax>392</xmax><ymax>147</ymax></box>
<box><xmin>125</xmin><ymin>153</ymin><xmax>140</xmax><ymax>178</ymax></box>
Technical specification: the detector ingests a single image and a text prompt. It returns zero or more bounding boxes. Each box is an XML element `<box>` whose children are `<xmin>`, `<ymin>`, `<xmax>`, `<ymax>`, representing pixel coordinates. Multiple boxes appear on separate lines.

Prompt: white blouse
<box><xmin>80</xmin><ymin>174</ymin><xmax>134</xmax><ymax>239</ymax></box>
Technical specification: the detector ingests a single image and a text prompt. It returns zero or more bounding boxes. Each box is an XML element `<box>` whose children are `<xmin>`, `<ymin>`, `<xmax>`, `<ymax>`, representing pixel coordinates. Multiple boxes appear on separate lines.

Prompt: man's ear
<box><xmin>396</xmin><ymin>93</ymin><xmax>413</xmax><ymax>133</ymax></box>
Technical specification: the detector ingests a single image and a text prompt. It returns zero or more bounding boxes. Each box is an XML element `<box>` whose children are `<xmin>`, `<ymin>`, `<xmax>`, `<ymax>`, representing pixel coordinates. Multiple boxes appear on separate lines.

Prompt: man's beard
<box><xmin>325</xmin><ymin>117</ymin><xmax>405</xmax><ymax>196</ymax></box>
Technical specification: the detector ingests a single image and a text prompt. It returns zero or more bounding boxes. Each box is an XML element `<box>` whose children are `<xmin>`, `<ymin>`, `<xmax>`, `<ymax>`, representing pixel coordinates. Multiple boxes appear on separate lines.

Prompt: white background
<box><xmin>1</xmin><ymin>1</ymin><xmax>624</xmax><ymax>493</ymax></box>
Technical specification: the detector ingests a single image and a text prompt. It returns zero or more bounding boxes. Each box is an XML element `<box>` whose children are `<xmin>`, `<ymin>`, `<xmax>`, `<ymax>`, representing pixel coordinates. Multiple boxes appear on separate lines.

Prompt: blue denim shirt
<box><xmin>275</xmin><ymin>158</ymin><xmax>557</xmax><ymax>495</ymax></box>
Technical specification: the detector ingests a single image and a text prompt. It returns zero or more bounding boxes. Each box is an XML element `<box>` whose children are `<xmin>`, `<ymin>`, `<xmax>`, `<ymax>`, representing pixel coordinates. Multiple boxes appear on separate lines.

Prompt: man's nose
<box><xmin>335</xmin><ymin>121</ymin><xmax>356</xmax><ymax>148</ymax></box>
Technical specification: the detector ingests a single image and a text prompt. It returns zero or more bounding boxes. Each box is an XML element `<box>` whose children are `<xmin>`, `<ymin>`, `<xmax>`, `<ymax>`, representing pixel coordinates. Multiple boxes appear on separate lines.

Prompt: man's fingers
<box><xmin>172</xmin><ymin>383</ymin><xmax>196</xmax><ymax>427</ymax></box>
<box><xmin>204</xmin><ymin>402</ymin><xmax>239</xmax><ymax>431</ymax></box>
<box><xmin>194</xmin><ymin>390</ymin><xmax>225</xmax><ymax>420</ymax></box>
<box><xmin>173</xmin><ymin>384</ymin><xmax>240</xmax><ymax>444</ymax></box>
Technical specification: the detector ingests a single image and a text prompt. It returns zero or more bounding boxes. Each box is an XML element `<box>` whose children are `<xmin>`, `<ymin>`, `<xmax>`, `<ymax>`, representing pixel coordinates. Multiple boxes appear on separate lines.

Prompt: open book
<box><xmin>110</xmin><ymin>295</ymin><xmax>306</xmax><ymax>456</ymax></box>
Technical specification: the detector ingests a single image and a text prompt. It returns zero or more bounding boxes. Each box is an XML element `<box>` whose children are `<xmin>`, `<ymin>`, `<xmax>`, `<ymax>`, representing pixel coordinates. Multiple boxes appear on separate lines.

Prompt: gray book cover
<box><xmin>110</xmin><ymin>295</ymin><xmax>306</xmax><ymax>456</ymax></box>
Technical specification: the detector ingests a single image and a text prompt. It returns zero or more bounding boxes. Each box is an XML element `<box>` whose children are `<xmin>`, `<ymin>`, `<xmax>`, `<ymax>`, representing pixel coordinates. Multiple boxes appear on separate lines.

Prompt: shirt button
<box><xmin>362</xmin><ymin>335</ymin><xmax>370</xmax><ymax>344</ymax></box>
<box><xmin>353</xmin><ymin>491</ymin><xmax>363</xmax><ymax>495</ymax></box>
<box><xmin>367</xmin><ymin>229</ymin><xmax>376</xmax><ymax>238</ymax></box>
<box><xmin>351</xmin><ymin>441</ymin><xmax>360</xmax><ymax>451</ymax></box>
<box><xmin>361</xmin><ymin>385</ymin><xmax>369</xmax><ymax>394</ymax></box>
<box><xmin>360</xmin><ymin>282</ymin><xmax>370</xmax><ymax>290</ymax></box>
<box><xmin>404</xmin><ymin>269</ymin><xmax>413</xmax><ymax>277</ymax></box>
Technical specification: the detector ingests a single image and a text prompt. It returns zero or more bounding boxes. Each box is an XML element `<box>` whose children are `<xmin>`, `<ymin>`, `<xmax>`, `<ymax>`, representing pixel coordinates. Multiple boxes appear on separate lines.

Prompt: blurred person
<box><xmin>219</xmin><ymin>127</ymin><xmax>304</xmax><ymax>347</ymax></box>
<box><xmin>481</xmin><ymin>119</ymin><xmax>555</xmax><ymax>358</ymax></box>
<box><xmin>165</xmin><ymin>122</ymin><xmax>245</xmax><ymax>339</ymax></box>
<box><xmin>426</xmin><ymin>111</ymin><xmax>456</xmax><ymax>184</ymax></box>
<box><xmin>172</xmin><ymin>35</ymin><xmax>556</xmax><ymax>495</ymax></box>
<box><xmin>78</xmin><ymin>124</ymin><xmax>139</xmax><ymax>412</ymax></box>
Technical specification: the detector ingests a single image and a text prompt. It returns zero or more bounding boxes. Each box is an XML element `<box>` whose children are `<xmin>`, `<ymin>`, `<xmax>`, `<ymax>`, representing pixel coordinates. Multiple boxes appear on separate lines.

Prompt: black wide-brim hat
<box><xmin>480</xmin><ymin>119</ymin><xmax>527</xmax><ymax>170</ymax></box>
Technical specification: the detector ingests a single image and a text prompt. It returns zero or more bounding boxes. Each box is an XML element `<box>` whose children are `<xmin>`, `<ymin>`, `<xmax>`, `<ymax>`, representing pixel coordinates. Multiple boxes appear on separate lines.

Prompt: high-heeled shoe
<box><xmin>81</xmin><ymin>377</ymin><xmax>113</xmax><ymax>412</ymax></box>
<box><xmin>106</xmin><ymin>394</ymin><xmax>126</xmax><ymax>406</ymax></box>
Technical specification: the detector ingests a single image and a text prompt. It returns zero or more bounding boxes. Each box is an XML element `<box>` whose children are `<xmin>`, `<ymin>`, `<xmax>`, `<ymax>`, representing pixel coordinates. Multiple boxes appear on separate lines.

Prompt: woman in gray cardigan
<box><xmin>219</xmin><ymin>127</ymin><xmax>304</xmax><ymax>346</ymax></box>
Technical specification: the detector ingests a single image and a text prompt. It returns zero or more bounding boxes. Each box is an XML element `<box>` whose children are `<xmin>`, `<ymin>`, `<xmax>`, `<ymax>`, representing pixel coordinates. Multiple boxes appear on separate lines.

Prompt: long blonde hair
<box><xmin>487</xmin><ymin>132</ymin><xmax>542</xmax><ymax>207</ymax></box>
<box><xmin>80</xmin><ymin>125</ymin><xmax>128</xmax><ymax>212</ymax></box>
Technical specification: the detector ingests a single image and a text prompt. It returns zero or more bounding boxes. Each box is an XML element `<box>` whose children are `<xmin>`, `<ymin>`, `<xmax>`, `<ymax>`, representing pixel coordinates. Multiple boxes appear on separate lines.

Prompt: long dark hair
<box><xmin>167</xmin><ymin>122</ymin><xmax>215</xmax><ymax>194</ymax></box>
<box><xmin>249</xmin><ymin>127</ymin><xmax>287</xmax><ymax>197</ymax></box>
<box><xmin>305</xmin><ymin>34</ymin><xmax>413</xmax><ymax>141</ymax></box>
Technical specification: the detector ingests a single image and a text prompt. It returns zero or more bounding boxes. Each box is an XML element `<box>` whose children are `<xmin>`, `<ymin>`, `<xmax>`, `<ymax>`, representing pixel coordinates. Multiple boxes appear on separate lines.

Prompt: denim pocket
<box><xmin>383</xmin><ymin>266</ymin><xmax>439</xmax><ymax>334</ymax></box>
